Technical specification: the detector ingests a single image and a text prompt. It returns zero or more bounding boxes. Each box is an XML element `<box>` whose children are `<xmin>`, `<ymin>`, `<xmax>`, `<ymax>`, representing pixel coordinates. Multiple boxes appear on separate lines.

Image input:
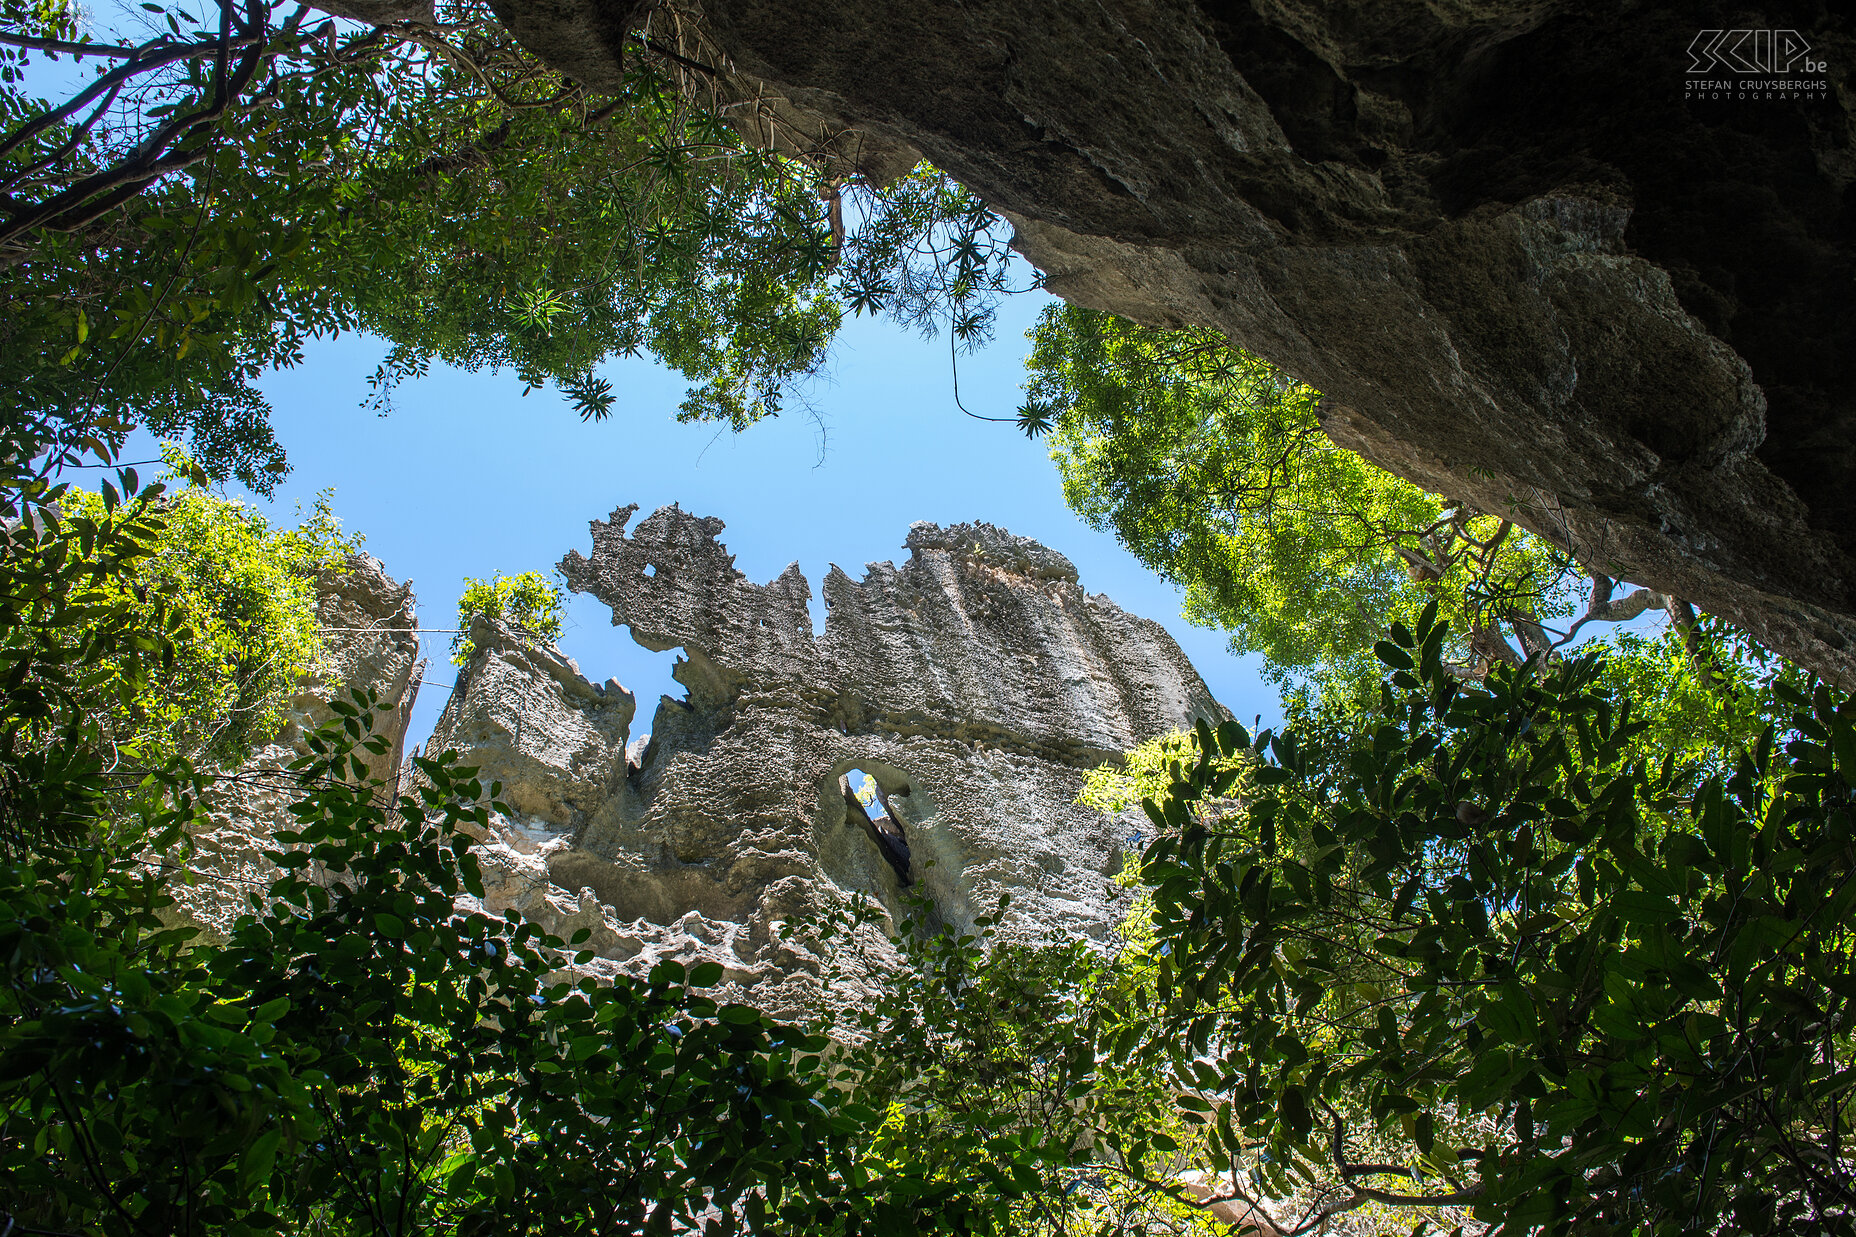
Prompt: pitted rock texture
<box><xmin>495</xmin><ymin>0</ymin><xmax>1856</xmax><ymax>685</ymax></box>
<box><xmin>167</xmin><ymin>554</ymin><xmax>422</xmax><ymax>937</ymax></box>
<box><xmin>427</xmin><ymin>615</ymin><xmax>636</xmax><ymax>828</ymax></box>
<box><xmin>559</xmin><ymin>506</ymin><xmax>1220</xmax><ymax>769</ymax></box>
<box><xmin>165</xmin><ymin>515</ymin><xmax>1225</xmax><ymax>1016</ymax></box>
<box><xmin>431</xmin><ymin>504</ymin><xmax>1226</xmax><ymax>1017</ymax></box>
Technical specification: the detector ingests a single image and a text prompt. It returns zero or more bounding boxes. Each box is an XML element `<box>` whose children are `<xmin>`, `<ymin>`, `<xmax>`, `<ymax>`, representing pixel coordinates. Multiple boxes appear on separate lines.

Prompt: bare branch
<box><xmin>1395</xmin><ymin>543</ymin><xmax>1443</xmax><ymax>583</ymax></box>
<box><xmin>1595</xmin><ymin>584</ymin><xmax>1663</xmax><ymax>624</ymax></box>
<box><xmin>0</xmin><ymin>35</ymin><xmax>259</xmax><ymax>168</ymax></box>
<box><xmin>641</xmin><ymin>36</ymin><xmax>724</xmax><ymax>81</ymax></box>
<box><xmin>0</xmin><ymin>32</ymin><xmax>143</xmax><ymax>57</ymax></box>
<box><xmin>0</xmin><ymin>0</ymin><xmax>274</xmax><ymax>251</ymax></box>
<box><xmin>1550</xmin><ymin>575</ymin><xmax>1666</xmax><ymax>649</ymax></box>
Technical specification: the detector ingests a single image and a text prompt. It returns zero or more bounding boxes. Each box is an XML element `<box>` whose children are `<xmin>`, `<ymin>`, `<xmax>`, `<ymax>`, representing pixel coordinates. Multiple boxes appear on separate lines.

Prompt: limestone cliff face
<box><xmin>491</xmin><ymin>0</ymin><xmax>1856</xmax><ymax>686</ymax></box>
<box><xmin>166</xmin><ymin>554</ymin><xmax>422</xmax><ymax>937</ymax></box>
<box><xmin>427</xmin><ymin>619</ymin><xmax>635</xmax><ymax>829</ymax></box>
<box><xmin>422</xmin><ymin>504</ymin><xmax>1225</xmax><ymax>1015</ymax></box>
<box><xmin>172</xmin><ymin>511</ymin><xmax>1223</xmax><ymax>1015</ymax></box>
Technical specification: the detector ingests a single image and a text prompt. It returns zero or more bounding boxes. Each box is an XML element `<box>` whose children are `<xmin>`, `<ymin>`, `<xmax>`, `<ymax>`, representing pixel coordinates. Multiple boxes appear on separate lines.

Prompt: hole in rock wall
<box><xmin>818</xmin><ymin>762</ymin><xmax>927</xmax><ymax>907</ymax></box>
<box><xmin>844</xmin><ymin>768</ymin><xmax>911</xmax><ymax>885</ymax></box>
<box><xmin>642</xmin><ymin>563</ymin><xmax>656</xmax><ymax>578</ymax></box>
<box><xmin>816</xmin><ymin>757</ymin><xmax>979</xmax><ymax>939</ymax></box>
<box><xmin>816</xmin><ymin>761</ymin><xmax>977</xmax><ymax>940</ymax></box>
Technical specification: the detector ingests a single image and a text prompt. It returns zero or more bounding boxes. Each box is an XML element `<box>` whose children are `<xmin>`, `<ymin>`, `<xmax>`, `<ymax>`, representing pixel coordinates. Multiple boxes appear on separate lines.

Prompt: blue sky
<box><xmin>197</xmin><ymin>290</ymin><xmax>1277</xmax><ymax>750</ymax></box>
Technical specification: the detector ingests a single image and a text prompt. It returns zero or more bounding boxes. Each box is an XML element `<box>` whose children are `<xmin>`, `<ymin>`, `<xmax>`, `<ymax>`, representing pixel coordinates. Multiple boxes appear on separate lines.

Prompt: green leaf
<box><xmin>1610</xmin><ymin>889</ymin><xmax>1678</xmax><ymax>927</ymax></box>
<box><xmin>239</xmin><ymin>1127</ymin><xmax>282</xmax><ymax>1192</ymax></box>
<box><xmin>1278</xmin><ymin>1086</ymin><xmax>1311</xmax><ymax>1139</ymax></box>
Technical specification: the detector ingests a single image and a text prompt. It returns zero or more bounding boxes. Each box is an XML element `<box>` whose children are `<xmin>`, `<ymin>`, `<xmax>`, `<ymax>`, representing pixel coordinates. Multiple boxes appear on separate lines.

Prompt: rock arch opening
<box><xmin>842</xmin><ymin>768</ymin><xmax>911</xmax><ymax>885</ymax></box>
<box><xmin>815</xmin><ymin>758</ymin><xmax>932</xmax><ymax>912</ymax></box>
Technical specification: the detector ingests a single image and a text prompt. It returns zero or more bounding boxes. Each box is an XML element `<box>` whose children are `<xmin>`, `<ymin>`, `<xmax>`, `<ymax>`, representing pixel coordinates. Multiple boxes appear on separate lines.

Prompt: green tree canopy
<box><xmin>1111</xmin><ymin>616</ymin><xmax>1856</xmax><ymax>1235</ymax></box>
<box><xmin>1</xmin><ymin>432</ymin><xmax>355</xmax><ymax>850</ymax></box>
<box><xmin>1027</xmin><ymin>301</ymin><xmax>1798</xmax><ymax>764</ymax></box>
<box><xmin>1</xmin><ymin>0</ymin><xmax>1023</xmax><ymax>488</ymax></box>
<box><xmin>59</xmin><ymin>453</ymin><xmax>358</xmax><ymax>767</ymax></box>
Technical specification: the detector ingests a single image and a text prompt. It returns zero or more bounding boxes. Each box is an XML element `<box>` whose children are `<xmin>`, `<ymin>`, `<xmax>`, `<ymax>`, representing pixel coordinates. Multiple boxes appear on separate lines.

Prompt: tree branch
<box><xmin>1471</xmin><ymin>622</ymin><xmax>1524</xmax><ymax>672</ymax></box>
<box><xmin>0</xmin><ymin>5</ymin><xmax>270</xmax><ymax>250</ymax></box>
<box><xmin>0</xmin><ymin>35</ymin><xmax>258</xmax><ymax>168</ymax></box>
<box><xmin>406</xmin><ymin>118</ymin><xmax>511</xmax><ymax>177</ymax></box>
<box><xmin>1664</xmin><ymin>594</ymin><xmax>1726</xmax><ymax>690</ymax></box>
<box><xmin>1324</xmin><ymin>1100</ymin><xmax>1484</xmax><ymax>1208</ymax></box>
<box><xmin>1549</xmin><ymin>575</ymin><xmax>1666</xmax><ymax>650</ymax></box>
<box><xmin>0</xmin><ymin>78</ymin><xmax>124</xmax><ymax>195</ymax></box>
<box><xmin>0</xmin><ymin>32</ymin><xmax>143</xmax><ymax>57</ymax></box>
<box><xmin>640</xmin><ymin>37</ymin><xmax>724</xmax><ymax>81</ymax></box>
<box><xmin>1504</xmin><ymin>607</ymin><xmax>1554</xmax><ymax>661</ymax></box>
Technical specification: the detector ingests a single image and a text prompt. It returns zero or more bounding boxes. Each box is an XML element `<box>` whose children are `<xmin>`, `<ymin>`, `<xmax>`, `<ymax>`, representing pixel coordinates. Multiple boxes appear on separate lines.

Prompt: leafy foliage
<box><xmin>1</xmin><ymin>0</ymin><xmax>1024</xmax><ymax>487</ymax></box>
<box><xmin>451</xmin><ymin>570</ymin><xmax>562</xmax><ymax>665</ymax></box>
<box><xmin>832</xmin><ymin>170</ymin><xmax>1024</xmax><ymax>354</ymax></box>
<box><xmin>58</xmin><ymin>453</ymin><xmax>357</xmax><ymax>767</ymax></box>
<box><xmin>1079</xmin><ymin>730</ymin><xmax>1252</xmax><ymax>823</ymax></box>
<box><xmin>0</xmin><ymin>687</ymin><xmax>1012</xmax><ymax>1235</ymax></box>
<box><xmin>0</xmin><ymin>460</ymin><xmax>181</xmax><ymax>848</ymax></box>
<box><xmin>1592</xmin><ymin>616</ymin><xmax>1811</xmax><ymax>773</ymax></box>
<box><xmin>1123</xmin><ymin>606</ymin><xmax>1856</xmax><ymax>1234</ymax></box>
<box><xmin>1029</xmin><ymin>301</ymin><xmax>1799</xmax><ymax>761</ymax></box>
<box><xmin>1029</xmin><ymin>305</ymin><xmax>1549</xmax><ymax>679</ymax></box>
<box><xmin>817</xmin><ymin>894</ymin><xmax>1234</xmax><ymax>1236</ymax></box>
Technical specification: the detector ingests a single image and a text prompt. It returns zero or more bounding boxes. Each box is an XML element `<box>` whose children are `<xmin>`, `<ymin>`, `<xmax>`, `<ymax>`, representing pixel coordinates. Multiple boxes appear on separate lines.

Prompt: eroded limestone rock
<box><xmin>427</xmin><ymin>615</ymin><xmax>635</xmax><ymax>829</ymax></box>
<box><xmin>425</xmin><ymin>504</ymin><xmax>1225</xmax><ymax>1016</ymax></box>
<box><xmin>166</xmin><ymin>554</ymin><xmax>422</xmax><ymax>937</ymax></box>
<box><xmin>168</xmin><ymin>512</ymin><xmax>1225</xmax><ymax>1018</ymax></box>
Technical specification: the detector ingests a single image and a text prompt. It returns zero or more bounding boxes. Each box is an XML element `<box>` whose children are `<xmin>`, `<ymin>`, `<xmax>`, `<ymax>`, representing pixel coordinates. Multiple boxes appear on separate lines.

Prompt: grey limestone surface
<box><xmin>176</xmin><ymin>508</ymin><xmax>1225</xmax><ymax>1018</ymax></box>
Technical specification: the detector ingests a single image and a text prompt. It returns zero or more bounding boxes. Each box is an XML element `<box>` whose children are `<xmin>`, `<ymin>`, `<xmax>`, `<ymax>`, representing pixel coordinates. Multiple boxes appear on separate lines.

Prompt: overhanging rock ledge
<box><xmin>486</xmin><ymin>0</ymin><xmax>1856</xmax><ymax>685</ymax></box>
